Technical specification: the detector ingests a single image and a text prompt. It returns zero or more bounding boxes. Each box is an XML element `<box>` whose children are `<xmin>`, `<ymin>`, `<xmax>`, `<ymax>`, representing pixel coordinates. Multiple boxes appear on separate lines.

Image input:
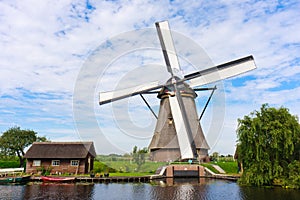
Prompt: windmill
<box><xmin>99</xmin><ymin>21</ymin><xmax>256</xmax><ymax>162</ymax></box>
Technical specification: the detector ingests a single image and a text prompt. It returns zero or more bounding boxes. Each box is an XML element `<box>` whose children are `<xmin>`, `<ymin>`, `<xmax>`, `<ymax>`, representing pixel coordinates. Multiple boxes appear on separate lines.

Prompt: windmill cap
<box><xmin>157</xmin><ymin>77</ymin><xmax>197</xmax><ymax>99</ymax></box>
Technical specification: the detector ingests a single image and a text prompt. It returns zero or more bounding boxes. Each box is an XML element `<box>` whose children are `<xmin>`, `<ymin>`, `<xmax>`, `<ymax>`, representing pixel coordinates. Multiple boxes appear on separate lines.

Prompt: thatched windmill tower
<box><xmin>148</xmin><ymin>79</ymin><xmax>210</xmax><ymax>162</ymax></box>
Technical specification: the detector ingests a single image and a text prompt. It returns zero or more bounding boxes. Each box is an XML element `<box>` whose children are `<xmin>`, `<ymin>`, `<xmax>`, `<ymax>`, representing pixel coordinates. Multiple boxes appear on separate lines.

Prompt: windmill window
<box><xmin>52</xmin><ymin>160</ymin><xmax>60</xmax><ymax>166</ymax></box>
<box><xmin>168</xmin><ymin>116</ymin><xmax>173</xmax><ymax>125</ymax></box>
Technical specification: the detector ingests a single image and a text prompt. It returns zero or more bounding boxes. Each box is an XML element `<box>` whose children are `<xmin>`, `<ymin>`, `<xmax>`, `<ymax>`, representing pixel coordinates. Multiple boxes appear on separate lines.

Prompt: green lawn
<box><xmin>200</xmin><ymin>163</ymin><xmax>219</xmax><ymax>173</ymax></box>
<box><xmin>94</xmin><ymin>160</ymin><xmax>238</xmax><ymax>175</ymax></box>
<box><xmin>201</xmin><ymin>161</ymin><xmax>238</xmax><ymax>174</ymax></box>
<box><xmin>109</xmin><ymin>172</ymin><xmax>154</xmax><ymax>177</ymax></box>
<box><xmin>214</xmin><ymin>161</ymin><xmax>238</xmax><ymax>174</ymax></box>
<box><xmin>94</xmin><ymin>160</ymin><xmax>167</xmax><ymax>174</ymax></box>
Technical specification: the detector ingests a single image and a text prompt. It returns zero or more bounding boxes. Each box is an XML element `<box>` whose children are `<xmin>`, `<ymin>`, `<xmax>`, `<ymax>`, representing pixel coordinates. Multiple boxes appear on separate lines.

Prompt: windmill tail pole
<box><xmin>199</xmin><ymin>86</ymin><xmax>217</xmax><ymax>121</ymax></box>
<box><xmin>139</xmin><ymin>94</ymin><xmax>158</xmax><ymax>119</ymax></box>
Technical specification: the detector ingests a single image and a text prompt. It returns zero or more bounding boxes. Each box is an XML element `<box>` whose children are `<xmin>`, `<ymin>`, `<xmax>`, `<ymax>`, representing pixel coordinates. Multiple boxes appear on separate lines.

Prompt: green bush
<box><xmin>36</xmin><ymin>165</ymin><xmax>52</xmax><ymax>175</ymax></box>
<box><xmin>286</xmin><ymin>161</ymin><xmax>300</xmax><ymax>188</ymax></box>
<box><xmin>0</xmin><ymin>160</ymin><xmax>19</xmax><ymax>168</ymax></box>
<box><xmin>93</xmin><ymin>161</ymin><xmax>117</xmax><ymax>173</ymax></box>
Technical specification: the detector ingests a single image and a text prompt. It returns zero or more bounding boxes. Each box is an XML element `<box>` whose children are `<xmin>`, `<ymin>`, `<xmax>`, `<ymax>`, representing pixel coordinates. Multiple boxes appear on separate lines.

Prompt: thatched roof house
<box><xmin>24</xmin><ymin>142</ymin><xmax>96</xmax><ymax>174</ymax></box>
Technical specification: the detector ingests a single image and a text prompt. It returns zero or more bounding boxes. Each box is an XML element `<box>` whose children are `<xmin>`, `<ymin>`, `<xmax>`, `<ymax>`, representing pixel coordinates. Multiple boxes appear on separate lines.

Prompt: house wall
<box><xmin>25</xmin><ymin>158</ymin><xmax>88</xmax><ymax>174</ymax></box>
<box><xmin>84</xmin><ymin>153</ymin><xmax>94</xmax><ymax>173</ymax></box>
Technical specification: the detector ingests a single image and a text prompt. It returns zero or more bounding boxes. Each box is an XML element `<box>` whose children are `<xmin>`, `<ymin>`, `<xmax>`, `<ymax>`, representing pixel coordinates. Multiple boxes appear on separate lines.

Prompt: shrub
<box><xmin>0</xmin><ymin>160</ymin><xmax>19</xmax><ymax>168</ymax></box>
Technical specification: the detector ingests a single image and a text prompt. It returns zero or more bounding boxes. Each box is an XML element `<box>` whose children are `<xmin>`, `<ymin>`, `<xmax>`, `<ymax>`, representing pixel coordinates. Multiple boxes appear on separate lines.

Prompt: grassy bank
<box><xmin>108</xmin><ymin>172</ymin><xmax>154</xmax><ymax>177</ymax></box>
<box><xmin>213</xmin><ymin>161</ymin><xmax>238</xmax><ymax>174</ymax></box>
<box><xmin>94</xmin><ymin>160</ymin><xmax>238</xmax><ymax>175</ymax></box>
<box><xmin>0</xmin><ymin>158</ymin><xmax>238</xmax><ymax>177</ymax></box>
<box><xmin>94</xmin><ymin>160</ymin><xmax>167</xmax><ymax>174</ymax></box>
<box><xmin>201</xmin><ymin>161</ymin><xmax>238</xmax><ymax>174</ymax></box>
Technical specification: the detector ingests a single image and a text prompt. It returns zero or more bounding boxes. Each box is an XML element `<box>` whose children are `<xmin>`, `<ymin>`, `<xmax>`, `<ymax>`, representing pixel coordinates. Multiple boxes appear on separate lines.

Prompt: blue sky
<box><xmin>0</xmin><ymin>0</ymin><xmax>299</xmax><ymax>155</ymax></box>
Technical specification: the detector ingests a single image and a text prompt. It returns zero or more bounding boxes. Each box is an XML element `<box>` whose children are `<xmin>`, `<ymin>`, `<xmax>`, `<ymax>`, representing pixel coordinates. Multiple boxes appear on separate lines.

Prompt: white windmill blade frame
<box><xmin>185</xmin><ymin>55</ymin><xmax>256</xmax><ymax>88</ymax></box>
<box><xmin>169</xmin><ymin>96</ymin><xmax>194</xmax><ymax>160</ymax></box>
<box><xmin>99</xmin><ymin>81</ymin><xmax>163</xmax><ymax>105</ymax></box>
<box><xmin>156</xmin><ymin>21</ymin><xmax>181</xmax><ymax>75</ymax></box>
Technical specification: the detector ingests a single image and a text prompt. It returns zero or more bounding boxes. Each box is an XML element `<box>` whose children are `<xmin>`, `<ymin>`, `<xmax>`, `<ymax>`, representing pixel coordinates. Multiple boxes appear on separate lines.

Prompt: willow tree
<box><xmin>236</xmin><ymin>104</ymin><xmax>300</xmax><ymax>186</ymax></box>
<box><xmin>0</xmin><ymin>126</ymin><xmax>47</xmax><ymax>167</ymax></box>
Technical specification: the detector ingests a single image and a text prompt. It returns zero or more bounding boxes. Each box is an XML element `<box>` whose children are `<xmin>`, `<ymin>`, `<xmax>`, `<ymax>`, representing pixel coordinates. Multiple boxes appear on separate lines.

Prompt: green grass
<box><xmin>201</xmin><ymin>161</ymin><xmax>238</xmax><ymax>174</ymax></box>
<box><xmin>93</xmin><ymin>161</ymin><xmax>117</xmax><ymax>173</ymax></box>
<box><xmin>109</xmin><ymin>172</ymin><xmax>153</xmax><ymax>177</ymax></box>
<box><xmin>97</xmin><ymin>160</ymin><xmax>238</xmax><ymax>175</ymax></box>
<box><xmin>201</xmin><ymin>163</ymin><xmax>219</xmax><ymax>174</ymax></box>
<box><xmin>94</xmin><ymin>160</ymin><xmax>167</xmax><ymax>174</ymax></box>
<box><xmin>214</xmin><ymin>161</ymin><xmax>238</xmax><ymax>174</ymax></box>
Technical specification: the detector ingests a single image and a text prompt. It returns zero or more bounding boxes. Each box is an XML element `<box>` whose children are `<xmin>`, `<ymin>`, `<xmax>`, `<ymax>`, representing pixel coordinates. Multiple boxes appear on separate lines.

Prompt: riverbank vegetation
<box><xmin>213</xmin><ymin>161</ymin><xmax>237</xmax><ymax>174</ymax></box>
<box><xmin>93</xmin><ymin>154</ymin><xmax>238</xmax><ymax>176</ymax></box>
<box><xmin>236</xmin><ymin>104</ymin><xmax>300</xmax><ymax>189</ymax></box>
<box><xmin>0</xmin><ymin>157</ymin><xmax>19</xmax><ymax>168</ymax></box>
<box><xmin>94</xmin><ymin>155</ymin><xmax>167</xmax><ymax>174</ymax></box>
<box><xmin>0</xmin><ymin>126</ymin><xmax>47</xmax><ymax>167</ymax></box>
<box><xmin>1</xmin><ymin>144</ymin><xmax>238</xmax><ymax>177</ymax></box>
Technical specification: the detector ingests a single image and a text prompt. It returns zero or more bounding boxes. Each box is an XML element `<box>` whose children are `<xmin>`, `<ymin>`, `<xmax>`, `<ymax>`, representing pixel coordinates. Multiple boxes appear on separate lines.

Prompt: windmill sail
<box><xmin>156</xmin><ymin>21</ymin><xmax>198</xmax><ymax>159</ymax></box>
<box><xmin>185</xmin><ymin>55</ymin><xmax>256</xmax><ymax>87</ymax></box>
<box><xmin>99</xmin><ymin>81</ymin><xmax>163</xmax><ymax>105</ymax></box>
<box><xmin>169</xmin><ymin>96</ymin><xmax>194</xmax><ymax>159</ymax></box>
<box><xmin>155</xmin><ymin>21</ymin><xmax>181</xmax><ymax>76</ymax></box>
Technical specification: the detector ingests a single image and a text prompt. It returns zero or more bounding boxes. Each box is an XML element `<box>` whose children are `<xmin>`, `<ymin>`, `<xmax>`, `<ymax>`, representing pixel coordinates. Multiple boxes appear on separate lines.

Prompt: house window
<box><xmin>70</xmin><ymin>160</ymin><xmax>79</xmax><ymax>166</ymax></box>
<box><xmin>33</xmin><ymin>160</ymin><xmax>41</xmax><ymax>166</ymax></box>
<box><xmin>52</xmin><ymin>160</ymin><xmax>60</xmax><ymax>166</ymax></box>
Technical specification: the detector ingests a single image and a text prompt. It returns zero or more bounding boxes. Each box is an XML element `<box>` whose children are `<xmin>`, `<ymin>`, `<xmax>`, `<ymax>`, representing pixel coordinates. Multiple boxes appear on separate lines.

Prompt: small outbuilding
<box><xmin>24</xmin><ymin>141</ymin><xmax>96</xmax><ymax>175</ymax></box>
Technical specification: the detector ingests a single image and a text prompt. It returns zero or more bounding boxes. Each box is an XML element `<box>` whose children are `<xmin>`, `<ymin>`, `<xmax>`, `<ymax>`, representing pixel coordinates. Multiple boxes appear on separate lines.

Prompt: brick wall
<box><xmin>26</xmin><ymin>159</ymin><xmax>87</xmax><ymax>174</ymax></box>
<box><xmin>165</xmin><ymin>164</ymin><xmax>205</xmax><ymax>177</ymax></box>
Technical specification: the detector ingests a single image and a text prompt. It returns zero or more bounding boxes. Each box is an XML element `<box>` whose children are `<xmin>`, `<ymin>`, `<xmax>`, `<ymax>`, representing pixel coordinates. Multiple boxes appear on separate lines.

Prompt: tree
<box><xmin>0</xmin><ymin>126</ymin><xmax>47</xmax><ymax>167</ymax></box>
<box><xmin>210</xmin><ymin>152</ymin><xmax>219</xmax><ymax>161</ymax></box>
<box><xmin>236</xmin><ymin>104</ymin><xmax>300</xmax><ymax>187</ymax></box>
<box><xmin>132</xmin><ymin>146</ymin><xmax>148</xmax><ymax>171</ymax></box>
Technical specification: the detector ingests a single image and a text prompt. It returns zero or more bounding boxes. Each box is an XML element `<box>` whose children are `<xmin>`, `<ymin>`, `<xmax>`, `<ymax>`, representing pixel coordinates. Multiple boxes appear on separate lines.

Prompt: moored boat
<box><xmin>0</xmin><ymin>175</ymin><xmax>31</xmax><ymax>184</ymax></box>
<box><xmin>41</xmin><ymin>176</ymin><xmax>75</xmax><ymax>182</ymax></box>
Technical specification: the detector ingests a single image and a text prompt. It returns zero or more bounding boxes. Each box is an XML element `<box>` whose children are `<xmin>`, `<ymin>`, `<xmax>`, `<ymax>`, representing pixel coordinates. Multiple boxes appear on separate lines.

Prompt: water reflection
<box><xmin>158</xmin><ymin>177</ymin><xmax>208</xmax><ymax>186</ymax></box>
<box><xmin>0</xmin><ymin>179</ymin><xmax>299</xmax><ymax>200</ymax></box>
<box><xmin>0</xmin><ymin>185</ymin><xmax>26</xmax><ymax>200</ymax></box>
<box><xmin>22</xmin><ymin>183</ymin><xmax>95</xmax><ymax>200</ymax></box>
<box><xmin>240</xmin><ymin>186</ymin><xmax>300</xmax><ymax>200</ymax></box>
<box><xmin>150</xmin><ymin>178</ymin><xmax>241</xmax><ymax>200</ymax></box>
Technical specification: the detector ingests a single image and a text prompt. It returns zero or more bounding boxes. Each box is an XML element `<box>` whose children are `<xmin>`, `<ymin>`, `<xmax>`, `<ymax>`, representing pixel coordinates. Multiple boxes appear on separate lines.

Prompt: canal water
<box><xmin>0</xmin><ymin>178</ymin><xmax>299</xmax><ymax>200</ymax></box>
